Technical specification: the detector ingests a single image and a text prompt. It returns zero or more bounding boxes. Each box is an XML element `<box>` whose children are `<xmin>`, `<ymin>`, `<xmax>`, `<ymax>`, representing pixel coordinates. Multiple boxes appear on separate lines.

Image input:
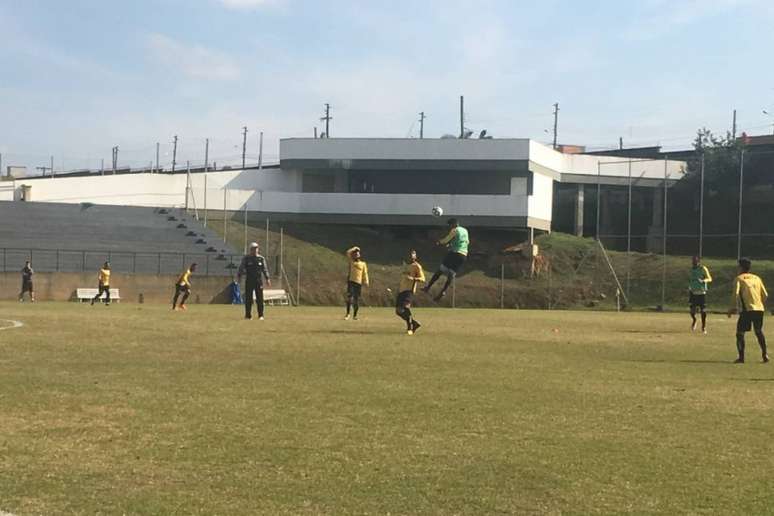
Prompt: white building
<box><xmin>0</xmin><ymin>138</ymin><xmax>685</xmax><ymax>235</ymax></box>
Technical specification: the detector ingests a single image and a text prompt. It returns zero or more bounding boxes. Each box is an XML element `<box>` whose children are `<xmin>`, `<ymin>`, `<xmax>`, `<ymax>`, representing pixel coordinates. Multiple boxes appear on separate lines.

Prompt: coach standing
<box><xmin>238</xmin><ymin>242</ymin><xmax>271</xmax><ymax>320</ymax></box>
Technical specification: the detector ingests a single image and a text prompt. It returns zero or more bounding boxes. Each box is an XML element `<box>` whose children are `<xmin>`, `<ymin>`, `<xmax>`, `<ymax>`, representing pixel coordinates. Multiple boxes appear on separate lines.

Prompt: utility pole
<box><xmin>155</xmin><ymin>142</ymin><xmax>160</xmax><ymax>173</ymax></box>
<box><xmin>314</xmin><ymin>127</ymin><xmax>318</xmax><ymax>138</ymax></box>
<box><xmin>552</xmin><ymin>102</ymin><xmax>560</xmax><ymax>150</ymax></box>
<box><xmin>258</xmin><ymin>131</ymin><xmax>264</xmax><ymax>170</ymax></box>
<box><xmin>459</xmin><ymin>96</ymin><xmax>465</xmax><ymax>138</ymax></box>
<box><xmin>320</xmin><ymin>104</ymin><xmax>332</xmax><ymax>138</ymax></box>
<box><xmin>732</xmin><ymin>109</ymin><xmax>737</xmax><ymax>139</ymax></box>
<box><xmin>111</xmin><ymin>147</ymin><xmax>118</xmax><ymax>175</ymax></box>
<box><xmin>171</xmin><ymin>135</ymin><xmax>178</xmax><ymax>174</ymax></box>
<box><xmin>419</xmin><ymin>111</ymin><xmax>426</xmax><ymax>139</ymax></box>
<box><xmin>241</xmin><ymin>126</ymin><xmax>248</xmax><ymax>169</ymax></box>
<box><xmin>100</xmin><ymin>158</ymin><xmax>104</xmax><ymax>176</ymax></box>
<box><xmin>50</xmin><ymin>155</ymin><xmax>54</xmax><ymax>177</ymax></box>
<box><xmin>619</xmin><ymin>137</ymin><xmax>623</xmax><ymax>150</ymax></box>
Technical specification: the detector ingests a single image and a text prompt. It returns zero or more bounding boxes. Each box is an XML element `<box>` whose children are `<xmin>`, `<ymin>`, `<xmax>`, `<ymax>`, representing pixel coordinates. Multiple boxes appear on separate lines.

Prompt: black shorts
<box><xmin>176</xmin><ymin>284</ymin><xmax>190</xmax><ymax>295</ymax></box>
<box><xmin>737</xmin><ymin>311</ymin><xmax>764</xmax><ymax>333</ymax></box>
<box><xmin>21</xmin><ymin>280</ymin><xmax>33</xmax><ymax>293</ymax></box>
<box><xmin>347</xmin><ymin>281</ymin><xmax>362</xmax><ymax>299</ymax></box>
<box><xmin>689</xmin><ymin>293</ymin><xmax>706</xmax><ymax>308</ymax></box>
<box><xmin>396</xmin><ymin>290</ymin><xmax>413</xmax><ymax>308</ymax></box>
<box><xmin>441</xmin><ymin>252</ymin><xmax>467</xmax><ymax>273</ymax></box>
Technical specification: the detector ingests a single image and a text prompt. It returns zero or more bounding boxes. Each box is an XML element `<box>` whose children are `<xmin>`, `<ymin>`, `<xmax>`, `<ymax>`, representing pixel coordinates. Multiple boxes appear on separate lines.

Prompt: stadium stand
<box><xmin>0</xmin><ymin>201</ymin><xmax>240</xmax><ymax>275</ymax></box>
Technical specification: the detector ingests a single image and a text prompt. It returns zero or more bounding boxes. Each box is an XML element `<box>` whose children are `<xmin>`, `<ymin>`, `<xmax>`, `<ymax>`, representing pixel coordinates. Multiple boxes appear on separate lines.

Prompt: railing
<box><xmin>0</xmin><ymin>248</ymin><xmax>278</xmax><ymax>277</ymax></box>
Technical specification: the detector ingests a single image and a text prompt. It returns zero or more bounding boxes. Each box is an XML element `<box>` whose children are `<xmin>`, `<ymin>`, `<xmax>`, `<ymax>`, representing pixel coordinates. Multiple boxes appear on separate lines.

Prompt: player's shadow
<box><xmin>308</xmin><ymin>330</ymin><xmax>378</xmax><ymax>335</ymax></box>
<box><xmin>616</xmin><ymin>358</ymin><xmax>729</xmax><ymax>365</ymax></box>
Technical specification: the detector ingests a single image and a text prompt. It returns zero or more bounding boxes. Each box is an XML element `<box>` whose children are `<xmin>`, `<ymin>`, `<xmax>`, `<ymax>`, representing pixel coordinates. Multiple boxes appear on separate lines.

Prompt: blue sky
<box><xmin>1</xmin><ymin>0</ymin><xmax>773</xmax><ymax>173</ymax></box>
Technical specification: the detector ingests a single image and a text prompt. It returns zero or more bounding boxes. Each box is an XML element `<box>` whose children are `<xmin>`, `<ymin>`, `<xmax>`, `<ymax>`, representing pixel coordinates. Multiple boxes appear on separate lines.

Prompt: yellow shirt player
<box><xmin>91</xmin><ymin>261</ymin><xmax>112</xmax><ymax>305</ymax></box>
<box><xmin>344</xmin><ymin>246</ymin><xmax>369</xmax><ymax>320</ymax></box>
<box><xmin>396</xmin><ymin>249</ymin><xmax>425</xmax><ymax>335</ymax></box>
<box><xmin>728</xmin><ymin>257</ymin><xmax>768</xmax><ymax>363</ymax></box>
<box><xmin>172</xmin><ymin>263</ymin><xmax>197</xmax><ymax>311</ymax></box>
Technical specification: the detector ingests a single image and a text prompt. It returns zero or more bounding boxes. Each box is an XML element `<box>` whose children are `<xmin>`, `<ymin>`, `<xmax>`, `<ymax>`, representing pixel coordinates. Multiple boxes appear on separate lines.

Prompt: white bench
<box><xmin>254</xmin><ymin>289</ymin><xmax>289</xmax><ymax>306</ymax></box>
<box><xmin>76</xmin><ymin>288</ymin><xmax>121</xmax><ymax>303</ymax></box>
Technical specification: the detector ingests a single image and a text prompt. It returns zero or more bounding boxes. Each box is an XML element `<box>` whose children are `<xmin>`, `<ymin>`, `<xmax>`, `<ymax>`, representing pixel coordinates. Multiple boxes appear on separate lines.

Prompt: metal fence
<box><xmin>0</xmin><ymin>248</ymin><xmax>278</xmax><ymax>276</ymax></box>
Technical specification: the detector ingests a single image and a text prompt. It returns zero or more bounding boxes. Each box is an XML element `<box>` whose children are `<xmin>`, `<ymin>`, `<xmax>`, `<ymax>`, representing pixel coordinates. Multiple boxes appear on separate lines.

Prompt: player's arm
<box><xmin>703</xmin><ymin>266</ymin><xmax>713</xmax><ymax>284</ymax></box>
<box><xmin>761</xmin><ymin>280</ymin><xmax>768</xmax><ymax>305</ymax></box>
<box><xmin>345</xmin><ymin>246</ymin><xmax>359</xmax><ymax>260</ymax></box>
<box><xmin>237</xmin><ymin>257</ymin><xmax>246</xmax><ymax>281</ymax></box>
<box><xmin>262</xmin><ymin>258</ymin><xmax>272</xmax><ymax>286</ymax></box>
<box><xmin>728</xmin><ymin>277</ymin><xmax>741</xmax><ymax>316</ymax></box>
<box><xmin>436</xmin><ymin>228</ymin><xmax>456</xmax><ymax>246</ymax></box>
<box><xmin>363</xmin><ymin>263</ymin><xmax>369</xmax><ymax>286</ymax></box>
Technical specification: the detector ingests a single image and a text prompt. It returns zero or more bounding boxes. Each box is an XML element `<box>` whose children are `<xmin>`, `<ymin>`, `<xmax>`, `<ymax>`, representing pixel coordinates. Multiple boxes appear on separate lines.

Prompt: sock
<box><xmin>701</xmin><ymin>312</ymin><xmax>707</xmax><ymax>329</ymax></box>
<box><xmin>346</xmin><ymin>302</ymin><xmax>351</xmax><ymax>315</ymax></box>
<box><xmin>736</xmin><ymin>333</ymin><xmax>746</xmax><ymax>360</ymax></box>
<box><xmin>440</xmin><ymin>275</ymin><xmax>453</xmax><ymax>295</ymax></box>
<box><xmin>353</xmin><ymin>303</ymin><xmax>359</xmax><ymax>318</ymax></box>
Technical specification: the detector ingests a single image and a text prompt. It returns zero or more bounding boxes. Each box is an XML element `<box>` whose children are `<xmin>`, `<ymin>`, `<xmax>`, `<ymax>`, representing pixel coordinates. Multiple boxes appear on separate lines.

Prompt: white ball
<box><xmin>431</xmin><ymin>206</ymin><xmax>444</xmax><ymax>217</ymax></box>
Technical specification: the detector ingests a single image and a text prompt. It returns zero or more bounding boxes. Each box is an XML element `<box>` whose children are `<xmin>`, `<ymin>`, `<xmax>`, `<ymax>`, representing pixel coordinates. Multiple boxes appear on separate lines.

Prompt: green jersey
<box><xmin>689</xmin><ymin>265</ymin><xmax>712</xmax><ymax>295</ymax></box>
<box><xmin>439</xmin><ymin>226</ymin><xmax>469</xmax><ymax>256</ymax></box>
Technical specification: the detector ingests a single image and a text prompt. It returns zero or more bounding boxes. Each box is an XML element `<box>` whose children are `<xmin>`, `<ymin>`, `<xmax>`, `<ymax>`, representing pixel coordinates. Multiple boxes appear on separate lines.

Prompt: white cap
<box><xmin>249</xmin><ymin>242</ymin><xmax>259</xmax><ymax>248</ymax></box>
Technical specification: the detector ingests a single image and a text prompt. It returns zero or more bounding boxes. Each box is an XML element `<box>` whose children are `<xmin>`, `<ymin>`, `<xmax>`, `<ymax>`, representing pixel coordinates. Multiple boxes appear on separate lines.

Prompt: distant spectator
<box><xmin>19</xmin><ymin>261</ymin><xmax>35</xmax><ymax>302</ymax></box>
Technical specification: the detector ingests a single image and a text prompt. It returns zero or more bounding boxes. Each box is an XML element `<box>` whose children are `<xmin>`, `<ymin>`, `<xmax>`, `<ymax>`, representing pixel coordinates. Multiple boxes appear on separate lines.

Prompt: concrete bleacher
<box><xmin>0</xmin><ymin>201</ymin><xmax>240</xmax><ymax>275</ymax></box>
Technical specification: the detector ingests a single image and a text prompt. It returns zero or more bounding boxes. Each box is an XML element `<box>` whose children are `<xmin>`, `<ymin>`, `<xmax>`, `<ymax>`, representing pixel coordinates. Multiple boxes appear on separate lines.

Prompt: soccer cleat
<box><xmin>259</xmin><ymin>316</ymin><xmax>265</xmax><ymax>321</ymax></box>
<box><xmin>344</xmin><ymin>314</ymin><xmax>350</xmax><ymax>320</ymax></box>
<box><xmin>691</xmin><ymin>321</ymin><xmax>697</xmax><ymax>331</ymax></box>
<box><xmin>702</xmin><ymin>328</ymin><xmax>707</xmax><ymax>335</ymax></box>
<box><xmin>407</xmin><ymin>330</ymin><xmax>414</xmax><ymax>336</ymax></box>
<box><xmin>433</xmin><ymin>291</ymin><xmax>446</xmax><ymax>302</ymax></box>
<box><xmin>179</xmin><ymin>305</ymin><xmax>187</xmax><ymax>311</ymax></box>
<box><xmin>245</xmin><ymin>315</ymin><xmax>252</xmax><ymax>320</ymax></box>
<box><xmin>763</xmin><ymin>355</ymin><xmax>770</xmax><ymax>363</ymax></box>
<box><xmin>411</xmin><ymin>321</ymin><xmax>421</xmax><ymax>334</ymax></box>
<box><xmin>734</xmin><ymin>358</ymin><xmax>745</xmax><ymax>364</ymax></box>
<box><xmin>353</xmin><ymin>316</ymin><xmax>358</xmax><ymax>321</ymax></box>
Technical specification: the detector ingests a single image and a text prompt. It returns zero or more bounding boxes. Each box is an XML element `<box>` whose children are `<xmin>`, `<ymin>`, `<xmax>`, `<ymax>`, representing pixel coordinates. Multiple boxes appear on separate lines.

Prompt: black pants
<box><xmin>172</xmin><ymin>284</ymin><xmax>190</xmax><ymax>307</ymax></box>
<box><xmin>245</xmin><ymin>282</ymin><xmax>264</xmax><ymax>318</ymax></box>
<box><xmin>93</xmin><ymin>284</ymin><xmax>110</xmax><ymax>303</ymax></box>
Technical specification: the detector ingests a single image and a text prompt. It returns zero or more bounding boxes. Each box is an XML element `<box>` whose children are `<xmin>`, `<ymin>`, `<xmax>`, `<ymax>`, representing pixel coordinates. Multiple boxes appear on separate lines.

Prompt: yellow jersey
<box><xmin>346</xmin><ymin>247</ymin><xmax>369</xmax><ymax>285</ymax></box>
<box><xmin>399</xmin><ymin>261</ymin><xmax>425</xmax><ymax>294</ymax></box>
<box><xmin>732</xmin><ymin>273</ymin><xmax>768</xmax><ymax>312</ymax></box>
<box><xmin>98</xmin><ymin>268</ymin><xmax>110</xmax><ymax>286</ymax></box>
<box><xmin>177</xmin><ymin>269</ymin><xmax>193</xmax><ymax>287</ymax></box>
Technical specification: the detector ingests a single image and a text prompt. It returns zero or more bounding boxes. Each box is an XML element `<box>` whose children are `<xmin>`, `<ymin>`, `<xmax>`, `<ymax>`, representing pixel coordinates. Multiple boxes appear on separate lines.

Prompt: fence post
<box><xmin>297</xmin><ymin>256</ymin><xmax>301</xmax><ymax>306</ymax></box>
<box><xmin>82</xmin><ymin>251</ymin><xmax>86</xmax><ymax>272</ymax></box>
<box><xmin>182</xmin><ymin>253</ymin><xmax>186</xmax><ymax>270</ymax></box>
<box><xmin>157</xmin><ymin>253</ymin><xmax>161</xmax><ymax>275</ymax></box>
<box><xmin>3</xmin><ymin>248</ymin><xmax>5</xmax><ymax>272</ymax></box>
<box><xmin>132</xmin><ymin>252</ymin><xmax>136</xmax><ymax>273</ymax></box>
<box><xmin>452</xmin><ymin>277</ymin><xmax>456</xmax><ymax>308</ymax></box>
<box><xmin>206</xmin><ymin>254</ymin><xmax>210</xmax><ymax>276</ymax></box>
<box><xmin>223</xmin><ymin>189</ymin><xmax>228</xmax><ymax>244</ymax></box>
<box><xmin>56</xmin><ymin>249</ymin><xmax>60</xmax><ymax>272</ymax></box>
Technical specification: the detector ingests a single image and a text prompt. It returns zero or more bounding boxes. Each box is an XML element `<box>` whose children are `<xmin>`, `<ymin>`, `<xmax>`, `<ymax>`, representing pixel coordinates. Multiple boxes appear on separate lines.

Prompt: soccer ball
<box><xmin>431</xmin><ymin>206</ymin><xmax>444</xmax><ymax>217</ymax></box>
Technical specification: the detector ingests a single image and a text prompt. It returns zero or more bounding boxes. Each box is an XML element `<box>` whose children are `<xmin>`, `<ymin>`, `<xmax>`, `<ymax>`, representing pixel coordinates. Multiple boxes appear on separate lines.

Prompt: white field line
<box><xmin>1</xmin><ymin>510</ymin><xmax>18</xmax><ymax>516</ymax></box>
<box><xmin>0</xmin><ymin>319</ymin><xmax>24</xmax><ymax>331</ymax></box>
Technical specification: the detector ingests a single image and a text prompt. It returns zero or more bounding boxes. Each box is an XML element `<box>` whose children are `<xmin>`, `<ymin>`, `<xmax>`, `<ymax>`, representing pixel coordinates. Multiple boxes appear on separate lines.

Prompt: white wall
<box><xmin>528</xmin><ymin>172</ymin><xmax>554</xmax><ymax>223</ymax></box>
<box><xmin>282</xmin><ymin>138</ymin><xmax>531</xmax><ymax>162</ymax></box>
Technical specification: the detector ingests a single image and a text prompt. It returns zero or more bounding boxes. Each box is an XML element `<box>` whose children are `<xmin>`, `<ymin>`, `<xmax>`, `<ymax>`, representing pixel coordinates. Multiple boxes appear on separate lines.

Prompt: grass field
<box><xmin>2</xmin><ymin>302</ymin><xmax>774</xmax><ymax>514</ymax></box>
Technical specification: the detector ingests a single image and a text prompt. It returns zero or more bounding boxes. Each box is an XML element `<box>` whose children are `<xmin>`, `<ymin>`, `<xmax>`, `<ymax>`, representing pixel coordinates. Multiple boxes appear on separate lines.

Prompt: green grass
<box><xmin>2</xmin><ymin>302</ymin><xmax>774</xmax><ymax>514</ymax></box>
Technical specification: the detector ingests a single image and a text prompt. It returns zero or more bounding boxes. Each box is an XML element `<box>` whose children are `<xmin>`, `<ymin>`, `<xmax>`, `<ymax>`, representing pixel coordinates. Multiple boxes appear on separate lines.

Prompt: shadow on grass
<box><xmin>306</xmin><ymin>329</ymin><xmax>380</xmax><ymax>335</ymax></box>
<box><xmin>615</xmin><ymin>358</ymin><xmax>730</xmax><ymax>365</ymax></box>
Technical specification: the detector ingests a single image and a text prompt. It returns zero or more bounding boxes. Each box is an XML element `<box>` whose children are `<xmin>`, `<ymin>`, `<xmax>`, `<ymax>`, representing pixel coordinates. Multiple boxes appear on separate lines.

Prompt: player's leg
<box><xmin>91</xmin><ymin>286</ymin><xmax>101</xmax><ymax>305</ymax></box>
<box><xmin>29</xmin><ymin>283</ymin><xmax>35</xmax><ymax>302</ymax></box>
<box><xmin>171</xmin><ymin>285</ymin><xmax>181</xmax><ymax>309</ymax></box>
<box><xmin>395</xmin><ymin>292</ymin><xmax>413</xmax><ymax>332</ymax></box>
<box><xmin>423</xmin><ymin>270</ymin><xmax>443</xmax><ymax>292</ymax></box>
<box><xmin>104</xmin><ymin>286</ymin><xmax>111</xmax><ymax>305</ymax></box>
<box><xmin>689</xmin><ymin>302</ymin><xmax>697</xmax><ymax>331</ymax></box>
<box><xmin>256</xmin><ymin>286</ymin><xmax>265</xmax><ymax>319</ymax></box>
<box><xmin>180</xmin><ymin>286</ymin><xmax>190</xmax><ymax>309</ymax></box>
<box><xmin>352</xmin><ymin>285</ymin><xmax>360</xmax><ymax>319</ymax></box>
<box><xmin>753</xmin><ymin>314</ymin><xmax>767</xmax><ymax>362</ymax></box>
<box><xmin>700</xmin><ymin>304</ymin><xmax>707</xmax><ymax>333</ymax></box>
<box><xmin>735</xmin><ymin>313</ymin><xmax>749</xmax><ymax>363</ymax></box>
<box><xmin>345</xmin><ymin>282</ymin><xmax>353</xmax><ymax>319</ymax></box>
<box><xmin>244</xmin><ymin>282</ymin><xmax>255</xmax><ymax>319</ymax></box>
